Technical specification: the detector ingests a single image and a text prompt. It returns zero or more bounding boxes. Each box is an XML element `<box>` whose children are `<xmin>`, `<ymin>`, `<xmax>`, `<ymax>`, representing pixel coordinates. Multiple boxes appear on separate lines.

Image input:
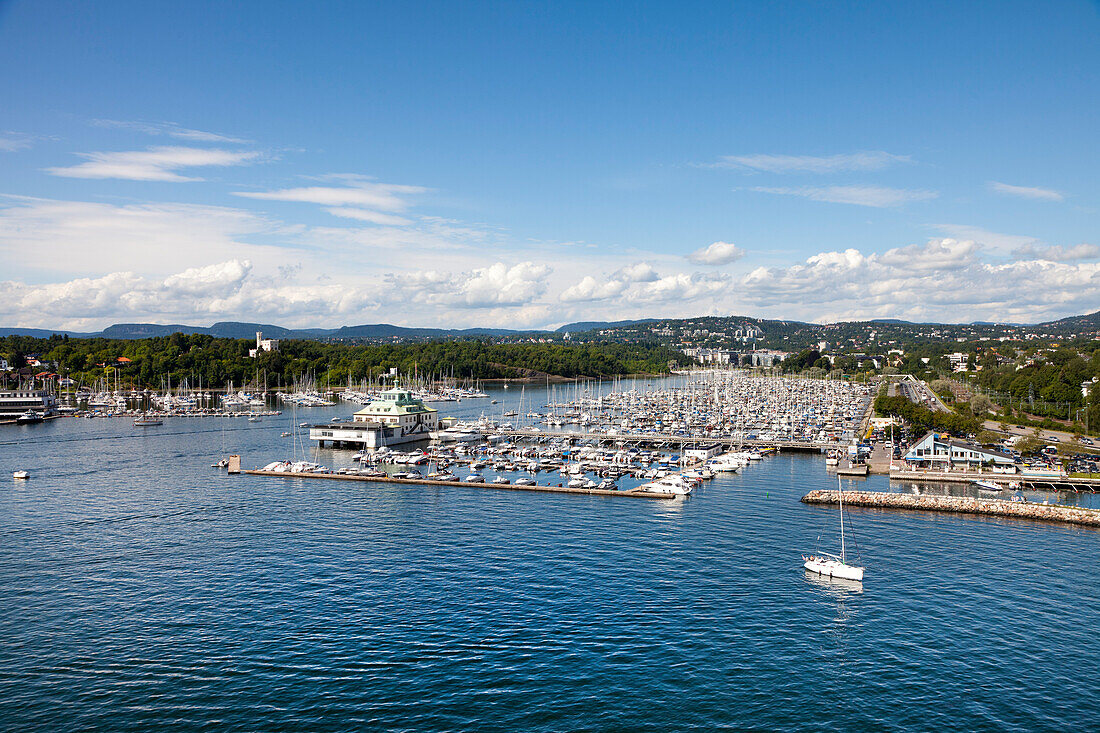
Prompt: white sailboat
<box><xmin>803</xmin><ymin>476</ymin><xmax>864</xmax><ymax>582</ymax></box>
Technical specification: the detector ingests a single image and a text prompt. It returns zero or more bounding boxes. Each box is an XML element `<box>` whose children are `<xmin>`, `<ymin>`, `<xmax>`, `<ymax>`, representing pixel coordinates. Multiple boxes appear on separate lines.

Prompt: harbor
<box><xmin>6</xmin><ymin>380</ymin><xmax>1100</xmax><ymax>733</ymax></box>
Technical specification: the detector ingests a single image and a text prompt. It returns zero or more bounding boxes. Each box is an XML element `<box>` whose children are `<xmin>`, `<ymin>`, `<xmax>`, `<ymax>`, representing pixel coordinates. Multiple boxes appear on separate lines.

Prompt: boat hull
<box><xmin>804</xmin><ymin>556</ymin><xmax>864</xmax><ymax>582</ymax></box>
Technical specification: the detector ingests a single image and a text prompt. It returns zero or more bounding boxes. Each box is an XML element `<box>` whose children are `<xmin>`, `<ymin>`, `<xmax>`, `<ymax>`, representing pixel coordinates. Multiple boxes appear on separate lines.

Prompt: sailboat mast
<box><xmin>838</xmin><ymin>475</ymin><xmax>846</xmax><ymax>561</ymax></box>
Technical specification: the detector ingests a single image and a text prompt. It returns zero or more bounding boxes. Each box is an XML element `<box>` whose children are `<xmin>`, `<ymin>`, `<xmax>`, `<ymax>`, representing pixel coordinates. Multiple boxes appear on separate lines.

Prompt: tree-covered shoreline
<box><xmin>0</xmin><ymin>334</ymin><xmax>687</xmax><ymax>389</ymax></box>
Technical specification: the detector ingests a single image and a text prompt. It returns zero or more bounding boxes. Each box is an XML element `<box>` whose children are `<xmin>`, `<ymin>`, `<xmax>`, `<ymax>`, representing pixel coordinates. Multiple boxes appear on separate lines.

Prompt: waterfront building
<box><xmin>310</xmin><ymin>386</ymin><xmax>438</xmax><ymax>448</ymax></box>
<box><xmin>0</xmin><ymin>389</ymin><xmax>57</xmax><ymax>419</ymax></box>
<box><xmin>903</xmin><ymin>432</ymin><xmax>1015</xmax><ymax>470</ymax></box>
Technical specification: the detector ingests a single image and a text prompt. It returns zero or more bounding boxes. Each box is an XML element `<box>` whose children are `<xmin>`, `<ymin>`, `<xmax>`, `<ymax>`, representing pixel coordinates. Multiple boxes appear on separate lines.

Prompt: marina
<box><xmin>4</xmin><ymin>380</ymin><xmax>1100</xmax><ymax>732</ymax></box>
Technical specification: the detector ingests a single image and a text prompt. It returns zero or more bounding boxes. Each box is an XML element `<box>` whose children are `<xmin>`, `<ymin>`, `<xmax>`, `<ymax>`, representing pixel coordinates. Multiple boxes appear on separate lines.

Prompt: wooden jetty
<box><xmin>243</xmin><ymin>469</ymin><xmax>675</xmax><ymax>499</ymax></box>
<box><xmin>802</xmin><ymin>489</ymin><xmax>1100</xmax><ymax>528</ymax></box>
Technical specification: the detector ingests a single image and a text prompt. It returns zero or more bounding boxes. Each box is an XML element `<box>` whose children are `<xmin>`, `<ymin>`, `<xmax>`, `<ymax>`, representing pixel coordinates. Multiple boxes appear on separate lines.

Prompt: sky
<box><xmin>1</xmin><ymin>0</ymin><xmax>1098</xmax><ymax>330</ymax></box>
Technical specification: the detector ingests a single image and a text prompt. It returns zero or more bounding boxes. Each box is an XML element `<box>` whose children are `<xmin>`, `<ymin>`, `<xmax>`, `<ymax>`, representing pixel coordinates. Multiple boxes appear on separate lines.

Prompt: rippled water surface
<box><xmin>2</xmin><ymin>387</ymin><xmax>1099</xmax><ymax>731</ymax></box>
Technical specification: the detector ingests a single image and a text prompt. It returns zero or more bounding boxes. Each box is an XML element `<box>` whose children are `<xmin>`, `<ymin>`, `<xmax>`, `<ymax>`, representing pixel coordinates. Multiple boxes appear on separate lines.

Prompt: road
<box><xmin>981</xmin><ymin>419</ymin><xmax>1096</xmax><ymax>450</ymax></box>
<box><xmin>897</xmin><ymin>375</ymin><xmax>951</xmax><ymax>413</ymax></box>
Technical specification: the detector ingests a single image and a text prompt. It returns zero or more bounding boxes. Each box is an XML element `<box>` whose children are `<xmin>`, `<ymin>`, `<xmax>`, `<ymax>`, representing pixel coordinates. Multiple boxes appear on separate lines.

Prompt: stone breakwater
<box><xmin>801</xmin><ymin>490</ymin><xmax>1100</xmax><ymax>528</ymax></box>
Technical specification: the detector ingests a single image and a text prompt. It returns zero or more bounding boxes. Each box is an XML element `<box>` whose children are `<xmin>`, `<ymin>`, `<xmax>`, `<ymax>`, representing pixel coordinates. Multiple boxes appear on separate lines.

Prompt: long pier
<box><xmin>888</xmin><ymin>469</ymin><xmax>1100</xmax><ymax>493</ymax></box>
<box><xmin>802</xmin><ymin>489</ymin><xmax>1100</xmax><ymax>527</ymax></box>
<box><xmin>493</xmin><ymin>428</ymin><xmax>837</xmax><ymax>452</ymax></box>
<box><xmin>243</xmin><ymin>469</ymin><xmax>675</xmax><ymax>499</ymax></box>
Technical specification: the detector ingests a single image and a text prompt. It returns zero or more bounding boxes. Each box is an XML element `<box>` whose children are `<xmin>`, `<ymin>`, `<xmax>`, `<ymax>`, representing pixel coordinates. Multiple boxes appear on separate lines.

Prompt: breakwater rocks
<box><xmin>802</xmin><ymin>490</ymin><xmax>1100</xmax><ymax>528</ymax></box>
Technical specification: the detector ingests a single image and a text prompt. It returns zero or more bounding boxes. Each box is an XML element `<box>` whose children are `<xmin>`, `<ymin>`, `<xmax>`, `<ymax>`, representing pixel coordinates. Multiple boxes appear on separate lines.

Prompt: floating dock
<box><xmin>802</xmin><ymin>489</ymin><xmax>1100</xmax><ymax>528</ymax></box>
<box><xmin>243</xmin><ymin>469</ymin><xmax>675</xmax><ymax>499</ymax></box>
<box><xmin>888</xmin><ymin>469</ymin><xmax>1100</xmax><ymax>493</ymax></box>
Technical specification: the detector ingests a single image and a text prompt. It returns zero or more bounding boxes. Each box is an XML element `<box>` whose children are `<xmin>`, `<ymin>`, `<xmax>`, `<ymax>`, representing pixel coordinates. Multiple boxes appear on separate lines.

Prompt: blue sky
<box><xmin>1</xmin><ymin>0</ymin><xmax>1098</xmax><ymax>329</ymax></box>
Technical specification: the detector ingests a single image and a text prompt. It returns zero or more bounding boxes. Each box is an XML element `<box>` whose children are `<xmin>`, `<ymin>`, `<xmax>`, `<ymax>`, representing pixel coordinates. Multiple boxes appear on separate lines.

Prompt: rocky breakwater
<box><xmin>802</xmin><ymin>490</ymin><xmax>1100</xmax><ymax>528</ymax></box>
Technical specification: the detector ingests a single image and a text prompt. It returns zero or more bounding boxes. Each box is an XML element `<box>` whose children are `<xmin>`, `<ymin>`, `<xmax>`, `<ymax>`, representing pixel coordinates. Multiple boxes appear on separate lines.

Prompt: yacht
<box><xmin>803</xmin><ymin>477</ymin><xmax>864</xmax><ymax>582</ymax></box>
<box><xmin>637</xmin><ymin>474</ymin><xmax>695</xmax><ymax>496</ymax></box>
<box><xmin>15</xmin><ymin>410</ymin><xmax>43</xmax><ymax>425</ymax></box>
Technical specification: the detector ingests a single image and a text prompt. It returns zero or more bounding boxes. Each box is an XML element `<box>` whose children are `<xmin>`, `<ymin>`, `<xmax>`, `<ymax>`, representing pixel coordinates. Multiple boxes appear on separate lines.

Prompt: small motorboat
<box><xmin>12</xmin><ymin>470</ymin><xmax>29</xmax><ymax>479</ymax></box>
<box><xmin>134</xmin><ymin>415</ymin><xmax>163</xmax><ymax>426</ymax></box>
<box><xmin>211</xmin><ymin>458</ymin><xmax>230</xmax><ymax>469</ymax></box>
<box><xmin>15</xmin><ymin>410</ymin><xmax>43</xmax><ymax>425</ymax></box>
<box><xmin>973</xmin><ymin>479</ymin><xmax>1003</xmax><ymax>492</ymax></box>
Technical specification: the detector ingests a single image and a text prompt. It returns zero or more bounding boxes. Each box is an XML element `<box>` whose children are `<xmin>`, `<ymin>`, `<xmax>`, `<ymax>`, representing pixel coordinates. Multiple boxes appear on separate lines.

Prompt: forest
<box><xmin>0</xmin><ymin>334</ymin><xmax>686</xmax><ymax>389</ymax></box>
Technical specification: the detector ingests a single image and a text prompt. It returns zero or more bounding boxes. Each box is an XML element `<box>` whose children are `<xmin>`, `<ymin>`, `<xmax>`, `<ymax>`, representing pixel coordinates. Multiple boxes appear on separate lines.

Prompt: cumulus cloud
<box><xmin>388</xmin><ymin>261</ymin><xmax>552</xmax><ymax>308</ymax></box>
<box><xmin>234</xmin><ymin>179</ymin><xmax>427</xmax><ymax>212</ymax></box>
<box><xmin>935</xmin><ymin>225</ymin><xmax>1038</xmax><ymax>254</ymax></box>
<box><xmin>1012</xmin><ymin>243</ymin><xmax>1100</xmax><ymax>262</ymax></box>
<box><xmin>560</xmin><ymin>263</ymin><xmax>727</xmax><ymax>304</ymax></box>
<box><xmin>711</xmin><ymin>151</ymin><xmax>910</xmax><ymax>173</ymax></box>
<box><xmin>46</xmin><ymin>146</ymin><xmax>260</xmax><ymax>181</ymax></box>
<box><xmin>989</xmin><ymin>181</ymin><xmax>1064</xmax><ymax>202</ymax></box>
<box><xmin>736</xmin><ymin>238</ymin><xmax>1100</xmax><ymax>323</ymax></box>
<box><xmin>751</xmin><ymin>185</ymin><xmax>938</xmax><ymax>207</ymax></box>
<box><xmin>687</xmin><ymin>241</ymin><xmax>745</xmax><ymax>266</ymax></box>
<box><xmin>0</xmin><ymin>259</ymin><xmax>384</xmax><ymax>327</ymax></box>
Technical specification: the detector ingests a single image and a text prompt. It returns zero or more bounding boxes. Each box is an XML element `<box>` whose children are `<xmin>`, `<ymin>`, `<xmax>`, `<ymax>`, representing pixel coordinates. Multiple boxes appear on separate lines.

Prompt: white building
<box><xmin>310</xmin><ymin>386</ymin><xmax>439</xmax><ymax>449</ymax></box>
<box><xmin>248</xmin><ymin>331</ymin><xmax>280</xmax><ymax>358</ymax></box>
<box><xmin>0</xmin><ymin>389</ymin><xmax>57</xmax><ymax>419</ymax></box>
<box><xmin>903</xmin><ymin>432</ymin><xmax>1015</xmax><ymax>470</ymax></box>
<box><xmin>947</xmin><ymin>352</ymin><xmax>969</xmax><ymax>372</ymax></box>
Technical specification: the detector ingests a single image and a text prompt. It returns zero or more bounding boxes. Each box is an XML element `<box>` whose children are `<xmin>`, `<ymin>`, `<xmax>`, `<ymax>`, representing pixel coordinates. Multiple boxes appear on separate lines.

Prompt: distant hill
<box><xmin>0</xmin><ymin>327</ymin><xmax>91</xmax><ymax>338</ymax></box>
<box><xmin>2</xmin><ymin>308</ymin><xmax>1098</xmax><ymax>343</ymax></box>
<box><xmin>0</xmin><ymin>321</ymin><xmax>531</xmax><ymax>341</ymax></box>
<box><xmin>1036</xmin><ymin>310</ymin><xmax>1100</xmax><ymax>332</ymax></box>
<box><xmin>556</xmin><ymin>319</ymin><xmax>659</xmax><ymax>333</ymax></box>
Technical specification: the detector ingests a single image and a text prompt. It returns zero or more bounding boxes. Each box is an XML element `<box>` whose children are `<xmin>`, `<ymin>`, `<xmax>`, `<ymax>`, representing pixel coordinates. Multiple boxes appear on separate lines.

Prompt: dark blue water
<box><xmin>3</xmin><ymin>387</ymin><xmax>1100</xmax><ymax>731</ymax></box>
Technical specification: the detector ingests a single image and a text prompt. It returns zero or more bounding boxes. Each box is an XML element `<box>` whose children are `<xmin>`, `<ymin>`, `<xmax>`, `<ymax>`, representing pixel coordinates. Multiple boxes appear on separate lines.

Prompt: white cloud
<box><xmin>711</xmin><ymin>151</ymin><xmax>910</xmax><ymax>173</ymax></box>
<box><xmin>560</xmin><ymin>262</ymin><xmax>728</xmax><ymax>304</ymax></box>
<box><xmin>0</xmin><ymin>259</ymin><xmax>386</xmax><ymax>328</ymax></box>
<box><xmin>736</xmin><ymin>238</ymin><xmax>1100</xmax><ymax>323</ymax></box>
<box><xmin>687</xmin><ymin>241</ymin><xmax>745</xmax><ymax>266</ymax></box>
<box><xmin>1012</xmin><ymin>243</ymin><xmax>1100</xmax><ymax>262</ymax></box>
<box><xmin>0</xmin><ymin>133</ymin><xmax>33</xmax><ymax>152</ymax></box>
<box><xmin>751</xmin><ymin>185</ymin><xmax>938</xmax><ymax>207</ymax></box>
<box><xmin>46</xmin><ymin>146</ymin><xmax>260</xmax><ymax>181</ymax></box>
<box><xmin>935</xmin><ymin>225</ymin><xmax>1038</xmax><ymax>254</ymax></box>
<box><xmin>92</xmin><ymin>119</ymin><xmax>250</xmax><ymax>144</ymax></box>
<box><xmin>325</xmin><ymin>207</ymin><xmax>412</xmax><ymax>226</ymax></box>
<box><xmin>388</xmin><ymin>261</ymin><xmax>552</xmax><ymax>308</ymax></box>
<box><xmin>989</xmin><ymin>181</ymin><xmax>1064</xmax><ymax>202</ymax></box>
<box><xmin>234</xmin><ymin>180</ymin><xmax>427</xmax><ymax>211</ymax></box>
<box><xmin>0</xmin><ymin>196</ymin><xmax>289</xmax><ymax>276</ymax></box>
